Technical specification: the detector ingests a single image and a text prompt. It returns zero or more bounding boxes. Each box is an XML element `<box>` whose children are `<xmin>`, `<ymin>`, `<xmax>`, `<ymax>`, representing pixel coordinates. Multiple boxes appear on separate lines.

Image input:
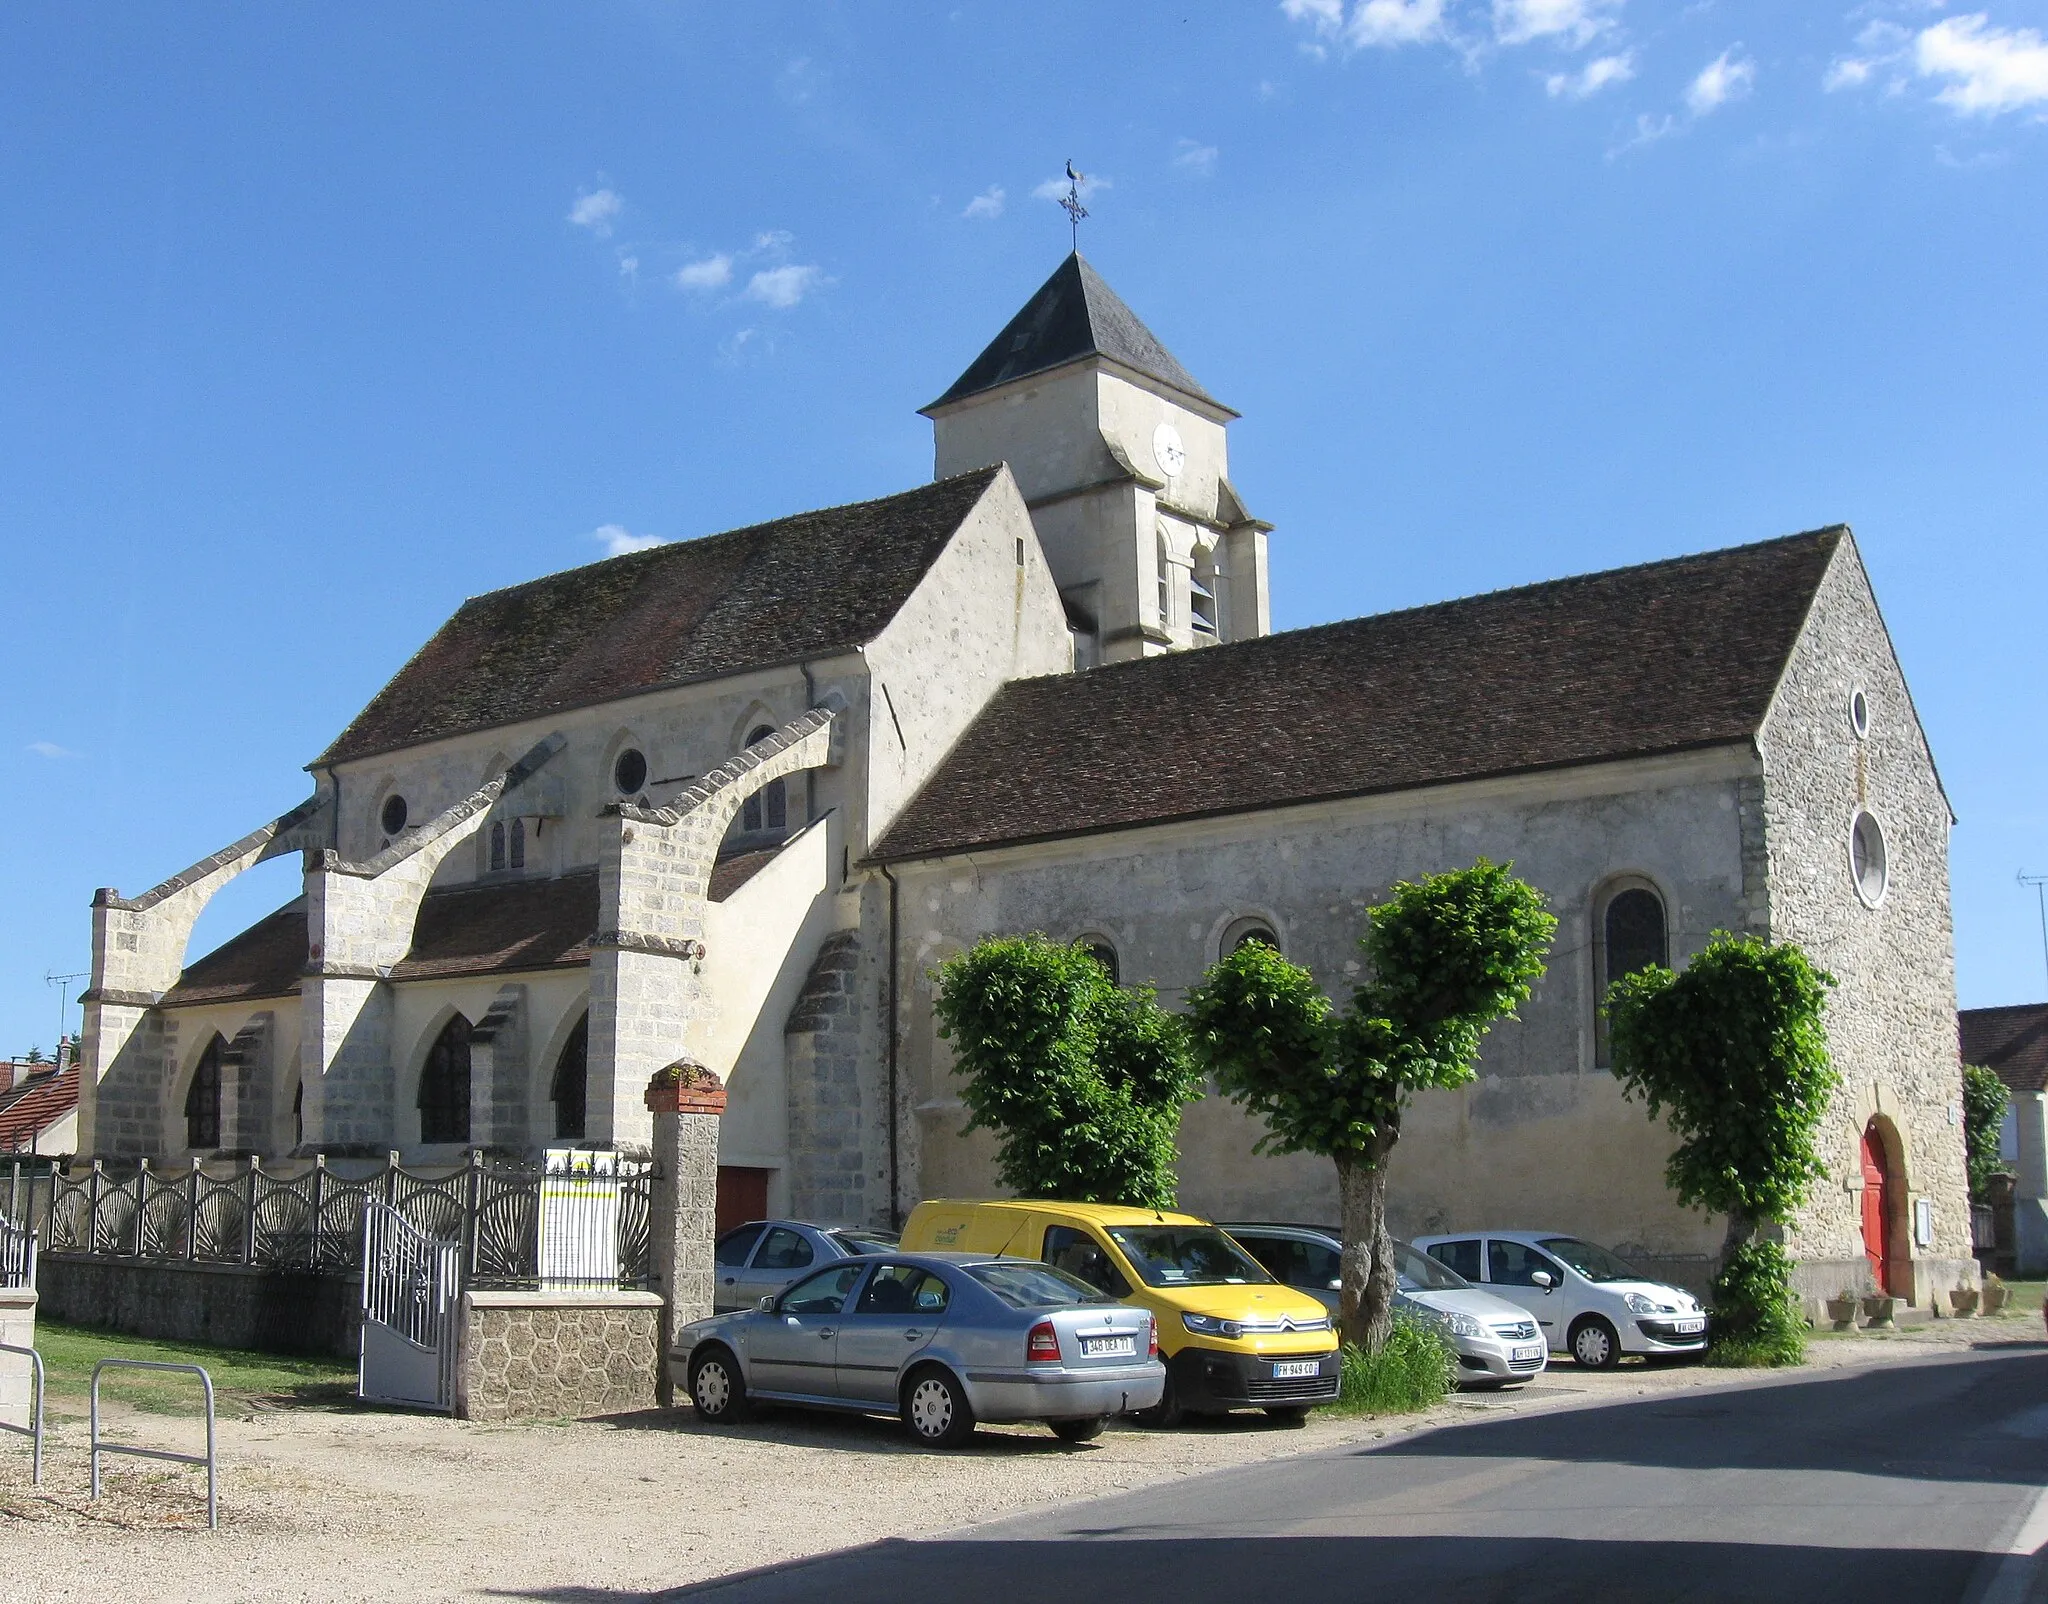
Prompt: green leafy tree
<box><xmin>1962</xmin><ymin>1062</ymin><xmax>2011</xmax><ymax>1204</ymax></box>
<box><xmin>932</xmin><ymin>935</ymin><xmax>1203</xmax><ymax>1207</ymax></box>
<box><xmin>1605</xmin><ymin>934</ymin><xmax>1837</xmax><ymax>1362</ymax></box>
<box><xmin>1186</xmin><ymin>861</ymin><xmax>1556</xmax><ymax>1351</ymax></box>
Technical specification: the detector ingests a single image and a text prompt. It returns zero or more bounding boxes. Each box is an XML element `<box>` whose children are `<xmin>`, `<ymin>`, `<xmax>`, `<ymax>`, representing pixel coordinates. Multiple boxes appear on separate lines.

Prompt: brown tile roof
<box><xmin>707</xmin><ymin>846</ymin><xmax>783</xmax><ymax>903</ymax></box>
<box><xmin>160</xmin><ymin>898</ymin><xmax>310</xmax><ymax>1007</ymax></box>
<box><xmin>0</xmin><ymin>1064</ymin><xmax>78</xmax><ymax>1153</ymax></box>
<box><xmin>387</xmin><ymin>871</ymin><xmax>599</xmax><ymax>981</ymax></box>
<box><xmin>871</xmin><ymin>528</ymin><xmax>1845</xmax><ymax>864</ymax></box>
<box><xmin>317</xmin><ymin>469</ymin><xmax>1004</xmax><ymax>766</ymax></box>
<box><xmin>1961</xmin><ymin>1004</ymin><xmax>2048</xmax><ymax>1095</ymax></box>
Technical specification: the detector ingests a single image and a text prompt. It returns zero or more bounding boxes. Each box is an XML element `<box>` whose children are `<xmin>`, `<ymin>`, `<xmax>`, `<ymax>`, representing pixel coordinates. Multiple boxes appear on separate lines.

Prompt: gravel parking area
<box><xmin>2</xmin><ymin>1313</ymin><xmax>2040</xmax><ymax>1603</ymax></box>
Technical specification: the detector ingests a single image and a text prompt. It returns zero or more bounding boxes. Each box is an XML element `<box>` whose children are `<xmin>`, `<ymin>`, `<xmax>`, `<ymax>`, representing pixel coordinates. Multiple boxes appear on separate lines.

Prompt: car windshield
<box><xmin>965</xmin><ymin>1261</ymin><xmax>1112</xmax><ymax>1308</ymax></box>
<box><xmin>1538</xmin><ymin>1237</ymin><xmax>1646</xmax><ymax>1283</ymax></box>
<box><xmin>1395</xmin><ymin>1242</ymin><xmax>1469</xmax><ymax>1292</ymax></box>
<box><xmin>1106</xmin><ymin>1226</ymin><xmax>1273</xmax><ymax>1288</ymax></box>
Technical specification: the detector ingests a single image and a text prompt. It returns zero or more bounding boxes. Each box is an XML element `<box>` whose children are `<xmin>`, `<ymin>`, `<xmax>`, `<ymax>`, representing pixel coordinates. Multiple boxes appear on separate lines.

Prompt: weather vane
<box><xmin>1059</xmin><ymin>159</ymin><xmax>1088</xmax><ymax>251</ymax></box>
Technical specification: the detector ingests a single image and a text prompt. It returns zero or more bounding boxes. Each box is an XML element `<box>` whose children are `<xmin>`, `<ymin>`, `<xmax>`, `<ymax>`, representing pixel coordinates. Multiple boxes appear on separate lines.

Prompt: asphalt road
<box><xmin>662</xmin><ymin>1346</ymin><xmax>2048</xmax><ymax>1604</ymax></box>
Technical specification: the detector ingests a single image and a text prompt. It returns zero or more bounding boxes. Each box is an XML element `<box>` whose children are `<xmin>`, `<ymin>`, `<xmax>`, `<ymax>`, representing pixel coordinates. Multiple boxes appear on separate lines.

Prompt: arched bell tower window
<box><xmin>552</xmin><ymin>1015</ymin><xmax>589</xmax><ymax>1141</ymax></box>
<box><xmin>1594</xmin><ymin>879</ymin><xmax>1669</xmax><ymax>1066</ymax></box>
<box><xmin>418</xmin><ymin>1015</ymin><xmax>473</xmax><ymax>1145</ymax></box>
<box><xmin>185</xmin><ymin>1034</ymin><xmax>225</xmax><ymax>1152</ymax></box>
<box><xmin>1190</xmin><ymin>546</ymin><xmax>1220</xmax><ymax>643</ymax></box>
<box><xmin>740</xmin><ymin>725</ymin><xmax>787</xmax><ymax>834</ymax></box>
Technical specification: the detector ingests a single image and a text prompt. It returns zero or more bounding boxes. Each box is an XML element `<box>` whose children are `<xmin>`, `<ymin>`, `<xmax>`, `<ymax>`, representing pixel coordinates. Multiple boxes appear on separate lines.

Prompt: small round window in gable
<box><xmin>1849</xmin><ymin>687</ymin><xmax>1870</xmax><ymax>740</ymax></box>
<box><xmin>1850</xmin><ymin>811</ymin><xmax>1888</xmax><ymax>907</ymax></box>
<box><xmin>380</xmin><ymin>794</ymin><xmax>408</xmax><ymax>835</ymax></box>
<box><xmin>613</xmin><ymin>748</ymin><xmax>648</xmax><ymax>795</ymax></box>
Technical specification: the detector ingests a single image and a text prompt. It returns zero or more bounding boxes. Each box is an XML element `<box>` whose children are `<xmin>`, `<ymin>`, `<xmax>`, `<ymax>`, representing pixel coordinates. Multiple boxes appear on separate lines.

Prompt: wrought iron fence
<box><xmin>10</xmin><ymin>1153</ymin><xmax>653</xmax><ymax>1290</ymax></box>
<box><xmin>0</xmin><ymin>1216</ymin><xmax>33</xmax><ymax>1290</ymax></box>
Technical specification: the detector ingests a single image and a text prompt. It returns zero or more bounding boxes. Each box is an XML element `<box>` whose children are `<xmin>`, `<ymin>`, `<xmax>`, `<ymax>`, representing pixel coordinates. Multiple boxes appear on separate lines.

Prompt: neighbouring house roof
<box><xmin>0</xmin><ymin>1064</ymin><xmax>79</xmax><ymax>1153</ymax></box>
<box><xmin>1961</xmin><ymin>1003</ymin><xmax>2048</xmax><ymax>1095</ymax></box>
<box><xmin>924</xmin><ymin>253</ymin><xmax>1223</xmax><ymax>413</ymax></box>
<box><xmin>872</xmin><ymin>528</ymin><xmax>1845</xmax><ymax>864</ymax></box>
<box><xmin>316</xmin><ymin>468</ymin><xmax>1006</xmax><ymax>766</ymax></box>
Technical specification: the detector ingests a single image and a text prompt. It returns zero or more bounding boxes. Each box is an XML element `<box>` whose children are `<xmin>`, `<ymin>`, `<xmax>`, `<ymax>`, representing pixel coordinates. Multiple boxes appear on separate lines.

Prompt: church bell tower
<box><xmin>922</xmin><ymin>254</ymin><xmax>1272</xmax><ymax>666</ymax></box>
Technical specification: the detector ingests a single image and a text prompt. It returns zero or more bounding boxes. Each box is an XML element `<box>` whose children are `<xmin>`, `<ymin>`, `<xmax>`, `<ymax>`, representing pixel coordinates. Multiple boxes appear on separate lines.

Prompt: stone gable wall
<box><xmin>1757</xmin><ymin>538</ymin><xmax>1975</xmax><ymax>1306</ymax></box>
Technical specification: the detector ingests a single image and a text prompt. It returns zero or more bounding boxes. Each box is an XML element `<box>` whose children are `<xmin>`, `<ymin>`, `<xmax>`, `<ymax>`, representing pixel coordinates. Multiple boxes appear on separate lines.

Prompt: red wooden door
<box><xmin>715</xmin><ymin>1166</ymin><xmax>772</xmax><ymax>1239</ymax></box>
<box><xmin>1860</xmin><ymin>1123</ymin><xmax>1893</xmax><ymax>1295</ymax></box>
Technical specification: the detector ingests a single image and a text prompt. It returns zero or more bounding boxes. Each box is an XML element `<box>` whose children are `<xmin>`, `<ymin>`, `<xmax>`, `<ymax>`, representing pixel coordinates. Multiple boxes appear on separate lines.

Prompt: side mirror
<box><xmin>757</xmin><ymin>1294</ymin><xmax>777</xmax><ymax>1313</ymax></box>
<box><xmin>1531</xmin><ymin>1271</ymin><xmax>1555</xmax><ymax>1290</ymax></box>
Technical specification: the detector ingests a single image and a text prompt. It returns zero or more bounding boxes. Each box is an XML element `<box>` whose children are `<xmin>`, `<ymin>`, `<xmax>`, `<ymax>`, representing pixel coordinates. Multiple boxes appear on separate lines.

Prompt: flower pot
<box><xmin>1825</xmin><ymin>1298</ymin><xmax>1861</xmax><ymax>1332</ymax></box>
<box><xmin>1982</xmin><ymin>1283</ymin><xmax>2010</xmax><ymax>1316</ymax></box>
<box><xmin>1948</xmin><ymin>1288</ymin><xmax>1979</xmax><ymax>1317</ymax></box>
<box><xmin>1860</xmin><ymin>1295</ymin><xmax>1897</xmax><ymax>1331</ymax></box>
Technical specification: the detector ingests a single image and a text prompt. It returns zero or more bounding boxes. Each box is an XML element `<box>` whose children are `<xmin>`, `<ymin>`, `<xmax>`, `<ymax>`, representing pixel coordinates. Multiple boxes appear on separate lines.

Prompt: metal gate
<box><xmin>359</xmin><ymin>1201</ymin><xmax>461</xmax><ymax>1412</ymax></box>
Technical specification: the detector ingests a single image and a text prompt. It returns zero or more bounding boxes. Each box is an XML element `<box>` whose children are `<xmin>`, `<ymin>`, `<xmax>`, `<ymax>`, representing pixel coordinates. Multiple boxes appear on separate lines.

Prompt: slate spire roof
<box><xmin>317</xmin><ymin>467</ymin><xmax>1004</xmax><ymax>767</ymax></box>
<box><xmin>871</xmin><ymin>528</ymin><xmax>1848</xmax><ymax>864</ymax></box>
<box><xmin>924</xmin><ymin>253</ymin><xmax>1224</xmax><ymax>413</ymax></box>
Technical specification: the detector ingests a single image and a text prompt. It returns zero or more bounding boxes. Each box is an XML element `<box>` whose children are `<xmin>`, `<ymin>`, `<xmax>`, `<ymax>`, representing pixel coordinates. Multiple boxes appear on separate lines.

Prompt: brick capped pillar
<box><xmin>646</xmin><ymin>1060</ymin><xmax>726</xmax><ymax>1405</ymax></box>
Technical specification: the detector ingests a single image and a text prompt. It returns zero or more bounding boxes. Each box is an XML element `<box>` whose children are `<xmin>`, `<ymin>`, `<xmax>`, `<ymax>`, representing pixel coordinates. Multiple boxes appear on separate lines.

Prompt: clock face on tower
<box><xmin>1152</xmin><ymin>422</ymin><xmax>1186</xmax><ymax>479</ymax></box>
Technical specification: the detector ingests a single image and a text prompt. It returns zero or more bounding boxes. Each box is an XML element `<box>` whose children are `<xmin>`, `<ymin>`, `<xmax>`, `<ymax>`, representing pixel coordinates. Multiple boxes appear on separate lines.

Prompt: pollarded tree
<box><xmin>1605</xmin><ymin>934</ymin><xmax>1837</xmax><ymax>1359</ymax></box>
<box><xmin>1186</xmin><ymin>861</ymin><xmax>1556</xmax><ymax>1351</ymax></box>
<box><xmin>932</xmin><ymin>935</ymin><xmax>1203</xmax><ymax>1208</ymax></box>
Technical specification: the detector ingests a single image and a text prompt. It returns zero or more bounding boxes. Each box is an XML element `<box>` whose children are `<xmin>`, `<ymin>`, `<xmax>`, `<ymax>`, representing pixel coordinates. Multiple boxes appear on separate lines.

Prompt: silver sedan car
<box><xmin>713</xmin><ymin>1218</ymin><xmax>899</xmax><ymax>1312</ymax></box>
<box><xmin>676</xmin><ymin>1251</ymin><xmax>1164</xmax><ymax>1448</ymax></box>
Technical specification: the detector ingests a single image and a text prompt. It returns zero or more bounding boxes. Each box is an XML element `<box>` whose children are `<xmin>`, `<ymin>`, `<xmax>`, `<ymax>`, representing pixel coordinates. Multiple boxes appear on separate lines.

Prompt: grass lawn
<box><xmin>31</xmin><ymin>1320</ymin><xmax>357</xmax><ymax>1417</ymax></box>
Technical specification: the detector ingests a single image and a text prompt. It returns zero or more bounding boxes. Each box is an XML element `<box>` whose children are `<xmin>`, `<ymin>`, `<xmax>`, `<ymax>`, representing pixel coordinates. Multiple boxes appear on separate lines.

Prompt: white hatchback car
<box><xmin>1410</xmin><ymin>1230</ymin><xmax>1707</xmax><ymax>1369</ymax></box>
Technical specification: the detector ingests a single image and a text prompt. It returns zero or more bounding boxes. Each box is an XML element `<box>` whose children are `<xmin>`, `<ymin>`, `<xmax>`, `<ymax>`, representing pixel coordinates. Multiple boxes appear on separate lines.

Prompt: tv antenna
<box><xmin>2023</xmin><ymin>871</ymin><xmax>2048</xmax><ymax>992</ymax></box>
<box><xmin>44</xmin><ymin>969</ymin><xmax>86</xmax><ymax>1049</ymax></box>
<box><xmin>1059</xmin><ymin>159</ymin><xmax>1089</xmax><ymax>251</ymax></box>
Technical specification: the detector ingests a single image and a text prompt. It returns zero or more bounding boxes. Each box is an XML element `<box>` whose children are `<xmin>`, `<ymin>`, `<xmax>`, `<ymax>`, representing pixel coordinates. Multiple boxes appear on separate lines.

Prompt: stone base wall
<box><xmin>37</xmin><ymin>1255</ymin><xmax>359</xmax><ymax>1357</ymax></box>
<box><xmin>454</xmin><ymin>1290</ymin><xmax>661</xmax><ymax>1422</ymax></box>
<box><xmin>0</xmin><ymin>1289</ymin><xmax>36</xmax><ymax>1429</ymax></box>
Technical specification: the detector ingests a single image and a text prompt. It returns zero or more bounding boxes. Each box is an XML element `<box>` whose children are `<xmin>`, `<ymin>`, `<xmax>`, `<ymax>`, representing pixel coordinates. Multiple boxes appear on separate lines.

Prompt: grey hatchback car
<box><xmin>713</xmin><ymin>1219</ymin><xmax>899</xmax><ymax>1312</ymax></box>
<box><xmin>677</xmin><ymin>1251</ymin><xmax>1164</xmax><ymax>1447</ymax></box>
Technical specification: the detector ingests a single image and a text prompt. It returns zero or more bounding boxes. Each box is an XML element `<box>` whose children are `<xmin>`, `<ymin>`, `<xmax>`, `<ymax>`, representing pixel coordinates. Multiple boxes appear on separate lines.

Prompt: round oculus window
<box><xmin>1849</xmin><ymin>687</ymin><xmax>1870</xmax><ymax>740</ymax></box>
<box><xmin>379</xmin><ymin>794</ymin><xmax>408</xmax><ymax>836</ymax></box>
<box><xmin>613</xmin><ymin>747</ymin><xmax>648</xmax><ymax>795</ymax></box>
<box><xmin>1850</xmin><ymin>811</ymin><xmax>1888</xmax><ymax>906</ymax></box>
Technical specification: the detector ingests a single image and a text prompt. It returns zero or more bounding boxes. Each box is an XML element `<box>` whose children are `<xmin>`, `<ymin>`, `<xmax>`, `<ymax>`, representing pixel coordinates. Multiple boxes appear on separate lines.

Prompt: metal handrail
<box><xmin>0</xmin><ymin>1342</ymin><xmax>43</xmax><ymax>1484</ymax></box>
<box><xmin>90</xmin><ymin>1358</ymin><xmax>216</xmax><ymax>1528</ymax></box>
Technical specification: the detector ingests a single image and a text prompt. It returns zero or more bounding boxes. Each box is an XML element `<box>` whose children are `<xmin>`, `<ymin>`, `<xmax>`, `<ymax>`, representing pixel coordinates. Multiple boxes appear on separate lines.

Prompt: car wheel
<box><xmin>1569</xmin><ymin>1316</ymin><xmax>1623</xmax><ymax>1371</ymax></box>
<box><xmin>1049</xmin><ymin>1416</ymin><xmax>1106</xmax><ymax>1443</ymax></box>
<box><xmin>689</xmin><ymin>1346</ymin><xmax>748</xmax><ymax>1423</ymax></box>
<box><xmin>902</xmin><ymin>1366</ymin><xmax>977</xmax><ymax>1449</ymax></box>
<box><xmin>1136</xmin><ymin>1371</ymin><xmax>1184</xmax><ymax>1430</ymax></box>
<box><xmin>1264</xmin><ymin>1405</ymin><xmax>1311</xmax><ymax>1427</ymax></box>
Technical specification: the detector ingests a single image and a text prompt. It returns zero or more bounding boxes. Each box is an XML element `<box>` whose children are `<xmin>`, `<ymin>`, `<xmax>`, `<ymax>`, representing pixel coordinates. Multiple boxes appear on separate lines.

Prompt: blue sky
<box><xmin>3</xmin><ymin>1</ymin><xmax>2045</xmax><ymax>1055</ymax></box>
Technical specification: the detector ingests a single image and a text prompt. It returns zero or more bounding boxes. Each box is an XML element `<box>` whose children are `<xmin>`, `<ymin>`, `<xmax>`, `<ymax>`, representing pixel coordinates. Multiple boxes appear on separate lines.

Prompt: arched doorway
<box><xmin>1860</xmin><ymin>1118</ymin><xmax>1899</xmax><ymax>1296</ymax></box>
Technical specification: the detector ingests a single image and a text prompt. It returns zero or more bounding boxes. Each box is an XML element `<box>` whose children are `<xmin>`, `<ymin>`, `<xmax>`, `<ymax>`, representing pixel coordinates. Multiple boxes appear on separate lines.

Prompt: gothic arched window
<box><xmin>1595</xmin><ymin>881</ymin><xmax>1668</xmax><ymax>1066</ymax></box>
<box><xmin>740</xmin><ymin>725</ymin><xmax>787</xmax><ymax>834</ymax></box>
<box><xmin>509</xmin><ymin>816</ymin><xmax>526</xmax><ymax>870</ymax></box>
<box><xmin>489</xmin><ymin>821</ymin><xmax>506</xmax><ymax>873</ymax></box>
<box><xmin>185</xmin><ymin>1034</ymin><xmax>225</xmax><ymax>1151</ymax></box>
<box><xmin>418</xmin><ymin>1014</ymin><xmax>473</xmax><ymax>1145</ymax></box>
<box><xmin>551</xmin><ymin>1014</ymin><xmax>589</xmax><ymax>1141</ymax></box>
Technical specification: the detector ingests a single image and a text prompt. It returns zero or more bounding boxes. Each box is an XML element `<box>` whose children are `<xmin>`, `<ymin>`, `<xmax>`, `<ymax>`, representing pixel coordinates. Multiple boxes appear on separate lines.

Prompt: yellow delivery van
<box><xmin>900</xmin><ymin>1199</ymin><xmax>1339</xmax><ymax>1424</ymax></box>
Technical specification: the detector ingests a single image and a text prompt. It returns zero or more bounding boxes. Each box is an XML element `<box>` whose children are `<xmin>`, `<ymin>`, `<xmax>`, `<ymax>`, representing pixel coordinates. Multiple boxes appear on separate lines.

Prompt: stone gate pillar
<box><xmin>2014</xmin><ymin>1090</ymin><xmax>2048</xmax><ymax>1278</ymax></box>
<box><xmin>646</xmin><ymin>1060</ymin><xmax>726</xmax><ymax>1406</ymax></box>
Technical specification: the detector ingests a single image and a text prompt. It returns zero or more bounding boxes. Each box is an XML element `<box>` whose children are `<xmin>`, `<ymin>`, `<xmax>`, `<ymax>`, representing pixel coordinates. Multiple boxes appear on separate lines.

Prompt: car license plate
<box><xmin>1512</xmin><ymin>1343</ymin><xmax>1545</xmax><ymax>1363</ymax></box>
<box><xmin>1272</xmin><ymin>1360</ymin><xmax>1321</xmax><ymax>1379</ymax></box>
<box><xmin>1081</xmin><ymin>1335</ymin><xmax>1135</xmax><ymax>1358</ymax></box>
<box><xmin>1672</xmin><ymin>1318</ymin><xmax>1705</xmax><ymax>1335</ymax></box>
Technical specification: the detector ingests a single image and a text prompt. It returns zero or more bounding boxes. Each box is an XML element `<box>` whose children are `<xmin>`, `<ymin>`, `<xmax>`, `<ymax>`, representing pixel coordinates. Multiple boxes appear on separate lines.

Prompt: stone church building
<box><xmin>77</xmin><ymin>253</ymin><xmax>1976</xmax><ymax>1310</ymax></box>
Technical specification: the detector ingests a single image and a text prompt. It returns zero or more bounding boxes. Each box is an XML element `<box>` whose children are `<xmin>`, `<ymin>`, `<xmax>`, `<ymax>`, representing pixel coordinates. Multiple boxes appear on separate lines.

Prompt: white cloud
<box><xmin>753</xmin><ymin>229</ymin><xmax>796</xmax><ymax>254</ymax></box>
<box><xmin>1687</xmin><ymin>47</ymin><xmax>1756</xmax><ymax>115</ymax></box>
<box><xmin>1174</xmin><ymin>138</ymin><xmax>1220</xmax><ymax>174</ymax></box>
<box><xmin>593</xmin><ymin>524</ymin><xmax>666</xmax><ymax>557</ymax></box>
<box><xmin>1916</xmin><ymin>14</ymin><xmax>2048</xmax><ymax>115</ymax></box>
<box><xmin>1495</xmin><ymin>0</ymin><xmax>1619</xmax><ymax>49</ymax></box>
<box><xmin>1281</xmin><ymin>0</ymin><xmax>1446</xmax><ymax>49</ymax></box>
<box><xmin>1608</xmin><ymin>111</ymin><xmax>1676</xmax><ymax>156</ymax></box>
<box><xmin>1823</xmin><ymin>56</ymin><xmax>1876</xmax><ymax>92</ymax></box>
<box><xmin>618</xmin><ymin>253</ymin><xmax>640</xmax><ymax>280</ymax></box>
<box><xmin>567</xmin><ymin>189</ymin><xmax>622</xmax><ymax>236</ymax></box>
<box><xmin>963</xmin><ymin>186</ymin><xmax>1006</xmax><ymax>220</ymax></box>
<box><xmin>745</xmin><ymin>264</ymin><xmax>827</xmax><ymax>309</ymax></box>
<box><xmin>1546</xmin><ymin>51</ymin><xmax>1634</xmax><ymax>97</ymax></box>
<box><xmin>1033</xmin><ymin>172</ymin><xmax>1112</xmax><ymax>202</ymax></box>
<box><xmin>25</xmin><ymin>740</ymin><xmax>78</xmax><ymax>759</ymax></box>
<box><xmin>675</xmin><ymin>254</ymin><xmax>734</xmax><ymax>291</ymax></box>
